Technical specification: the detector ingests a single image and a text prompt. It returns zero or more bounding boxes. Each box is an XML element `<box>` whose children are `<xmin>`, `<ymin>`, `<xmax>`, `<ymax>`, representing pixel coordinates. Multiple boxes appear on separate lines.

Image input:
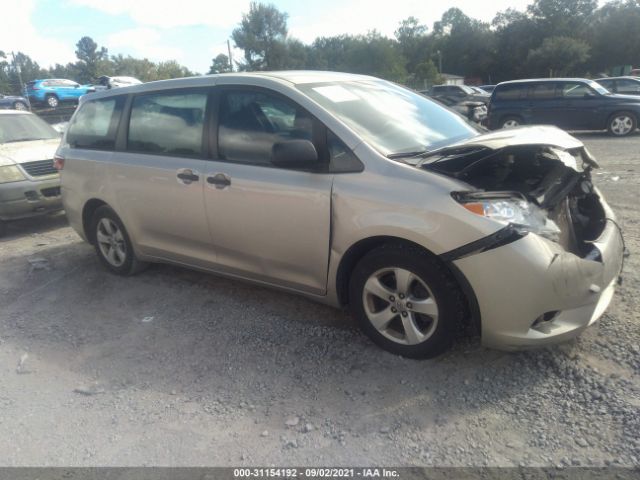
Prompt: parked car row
<box><xmin>1</xmin><ymin>72</ymin><xmax>625</xmax><ymax>360</ymax></box>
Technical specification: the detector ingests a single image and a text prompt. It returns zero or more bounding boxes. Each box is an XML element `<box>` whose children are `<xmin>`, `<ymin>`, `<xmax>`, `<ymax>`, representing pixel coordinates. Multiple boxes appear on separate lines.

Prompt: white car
<box><xmin>0</xmin><ymin>111</ymin><xmax>63</xmax><ymax>235</ymax></box>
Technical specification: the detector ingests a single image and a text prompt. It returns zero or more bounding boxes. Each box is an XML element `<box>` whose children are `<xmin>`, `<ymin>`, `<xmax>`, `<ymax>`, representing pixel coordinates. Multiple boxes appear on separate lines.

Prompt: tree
<box><xmin>526</xmin><ymin>36</ymin><xmax>590</xmax><ymax>76</ymax></box>
<box><xmin>209</xmin><ymin>54</ymin><xmax>232</xmax><ymax>73</ymax></box>
<box><xmin>75</xmin><ymin>36</ymin><xmax>109</xmax><ymax>83</ymax></box>
<box><xmin>232</xmin><ymin>2</ymin><xmax>289</xmax><ymax>70</ymax></box>
<box><xmin>395</xmin><ymin>17</ymin><xmax>432</xmax><ymax>78</ymax></box>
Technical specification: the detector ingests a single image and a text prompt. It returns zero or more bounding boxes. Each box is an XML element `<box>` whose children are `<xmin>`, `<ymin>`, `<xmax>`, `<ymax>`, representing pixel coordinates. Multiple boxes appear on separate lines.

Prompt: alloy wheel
<box><xmin>610</xmin><ymin>115</ymin><xmax>634</xmax><ymax>136</ymax></box>
<box><xmin>362</xmin><ymin>267</ymin><xmax>439</xmax><ymax>345</ymax></box>
<box><xmin>502</xmin><ymin>119</ymin><xmax>520</xmax><ymax>129</ymax></box>
<box><xmin>96</xmin><ymin>218</ymin><xmax>127</xmax><ymax>267</ymax></box>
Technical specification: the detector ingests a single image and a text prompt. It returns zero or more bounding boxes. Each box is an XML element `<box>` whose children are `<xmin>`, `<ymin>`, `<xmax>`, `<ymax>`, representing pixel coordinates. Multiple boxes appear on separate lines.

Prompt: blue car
<box><xmin>25</xmin><ymin>79</ymin><xmax>95</xmax><ymax>109</ymax></box>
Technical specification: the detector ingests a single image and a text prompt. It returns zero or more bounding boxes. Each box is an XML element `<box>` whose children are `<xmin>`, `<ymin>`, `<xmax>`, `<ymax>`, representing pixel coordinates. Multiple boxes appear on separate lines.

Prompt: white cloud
<box><xmin>0</xmin><ymin>0</ymin><xmax>76</xmax><ymax>68</ymax></box>
<box><xmin>288</xmin><ymin>0</ymin><xmax>532</xmax><ymax>43</ymax></box>
<box><xmin>107</xmin><ymin>27</ymin><xmax>184</xmax><ymax>62</ymax></box>
<box><xmin>69</xmin><ymin>0</ymin><xmax>250</xmax><ymax>28</ymax></box>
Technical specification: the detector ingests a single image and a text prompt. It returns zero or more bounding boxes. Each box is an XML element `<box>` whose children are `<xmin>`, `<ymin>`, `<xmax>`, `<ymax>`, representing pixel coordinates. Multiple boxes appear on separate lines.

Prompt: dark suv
<box><xmin>488</xmin><ymin>78</ymin><xmax>640</xmax><ymax>136</ymax></box>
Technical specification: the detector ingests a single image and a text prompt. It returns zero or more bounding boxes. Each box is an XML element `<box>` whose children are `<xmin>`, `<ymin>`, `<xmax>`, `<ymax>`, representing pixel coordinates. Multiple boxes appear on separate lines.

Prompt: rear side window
<box><xmin>494</xmin><ymin>84</ymin><xmax>527</xmax><ymax>100</ymax></box>
<box><xmin>616</xmin><ymin>79</ymin><xmax>640</xmax><ymax>94</ymax></box>
<box><xmin>67</xmin><ymin>96</ymin><xmax>124</xmax><ymax>150</ymax></box>
<box><xmin>528</xmin><ymin>83</ymin><xmax>557</xmax><ymax>99</ymax></box>
<box><xmin>127</xmin><ymin>90</ymin><xmax>208</xmax><ymax>157</ymax></box>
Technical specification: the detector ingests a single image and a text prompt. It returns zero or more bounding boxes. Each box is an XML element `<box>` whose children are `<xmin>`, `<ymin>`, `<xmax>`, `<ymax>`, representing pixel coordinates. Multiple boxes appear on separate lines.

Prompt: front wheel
<box><xmin>501</xmin><ymin>116</ymin><xmax>521</xmax><ymax>129</ymax></box>
<box><xmin>91</xmin><ymin>206</ymin><xmax>147</xmax><ymax>275</ymax></box>
<box><xmin>608</xmin><ymin>112</ymin><xmax>636</xmax><ymax>137</ymax></box>
<box><xmin>349</xmin><ymin>244</ymin><xmax>464</xmax><ymax>359</ymax></box>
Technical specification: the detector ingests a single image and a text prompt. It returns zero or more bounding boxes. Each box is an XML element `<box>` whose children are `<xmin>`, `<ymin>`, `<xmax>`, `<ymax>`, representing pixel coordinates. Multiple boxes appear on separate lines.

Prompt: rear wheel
<box><xmin>45</xmin><ymin>94</ymin><xmax>59</xmax><ymax>109</ymax></box>
<box><xmin>501</xmin><ymin>116</ymin><xmax>522</xmax><ymax>129</ymax></box>
<box><xmin>608</xmin><ymin>112</ymin><xmax>636</xmax><ymax>137</ymax></box>
<box><xmin>349</xmin><ymin>244</ymin><xmax>464</xmax><ymax>359</ymax></box>
<box><xmin>91</xmin><ymin>206</ymin><xmax>147</xmax><ymax>275</ymax></box>
<box><xmin>13</xmin><ymin>101</ymin><xmax>28</xmax><ymax>111</ymax></box>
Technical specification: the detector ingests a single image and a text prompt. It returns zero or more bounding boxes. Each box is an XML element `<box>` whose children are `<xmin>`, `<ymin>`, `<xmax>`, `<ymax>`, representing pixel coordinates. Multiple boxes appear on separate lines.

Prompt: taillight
<box><xmin>53</xmin><ymin>155</ymin><xmax>65</xmax><ymax>171</ymax></box>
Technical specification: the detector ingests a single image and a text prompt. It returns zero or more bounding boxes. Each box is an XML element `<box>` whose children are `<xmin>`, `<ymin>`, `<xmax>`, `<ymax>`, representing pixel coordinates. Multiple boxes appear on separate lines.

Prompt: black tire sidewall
<box><xmin>91</xmin><ymin>206</ymin><xmax>136</xmax><ymax>275</ymax></box>
<box><xmin>608</xmin><ymin>111</ymin><xmax>637</xmax><ymax>136</ymax></box>
<box><xmin>349</xmin><ymin>245</ymin><xmax>460</xmax><ymax>359</ymax></box>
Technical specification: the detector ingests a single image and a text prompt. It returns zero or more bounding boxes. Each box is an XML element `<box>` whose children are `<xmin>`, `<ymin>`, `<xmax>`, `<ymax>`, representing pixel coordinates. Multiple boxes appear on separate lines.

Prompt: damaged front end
<box><xmin>418</xmin><ymin>126</ymin><xmax>625</xmax><ymax>349</ymax></box>
<box><xmin>423</xmin><ymin>143</ymin><xmax>606</xmax><ymax>260</ymax></box>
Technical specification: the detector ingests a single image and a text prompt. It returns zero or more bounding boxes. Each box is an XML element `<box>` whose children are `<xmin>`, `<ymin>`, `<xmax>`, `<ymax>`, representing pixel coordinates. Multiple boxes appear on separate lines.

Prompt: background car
<box><xmin>93</xmin><ymin>76</ymin><xmax>143</xmax><ymax>91</ymax></box>
<box><xmin>0</xmin><ymin>111</ymin><xmax>63</xmax><ymax>236</ymax></box>
<box><xmin>25</xmin><ymin>79</ymin><xmax>95</xmax><ymax>109</ymax></box>
<box><xmin>488</xmin><ymin>78</ymin><xmax>640</xmax><ymax>136</ymax></box>
<box><xmin>0</xmin><ymin>93</ymin><xmax>29</xmax><ymax>111</ymax></box>
<box><xmin>478</xmin><ymin>84</ymin><xmax>496</xmax><ymax>94</ymax></box>
<box><xmin>595</xmin><ymin>76</ymin><xmax>640</xmax><ymax>96</ymax></box>
<box><xmin>429</xmin><ymin>84</ymin><xmax>490</xmax><ymax>104</ymax></box>
<box><xmin>422</xmin><ymin>92</ymin><xmax>487</xmax><ymax>124</ymax></box>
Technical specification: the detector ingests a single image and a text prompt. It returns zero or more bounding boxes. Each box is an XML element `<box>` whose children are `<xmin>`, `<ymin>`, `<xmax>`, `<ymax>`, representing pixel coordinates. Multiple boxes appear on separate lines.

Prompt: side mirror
<box><xmin>272</xmin><ymin>140</ymin><xmax>318</xmax><ymax>169</ymax></box>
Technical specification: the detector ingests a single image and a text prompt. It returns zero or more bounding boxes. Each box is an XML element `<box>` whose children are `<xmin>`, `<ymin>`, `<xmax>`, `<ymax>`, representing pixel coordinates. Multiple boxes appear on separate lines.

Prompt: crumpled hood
<box><xmin>460</xmin><ymin>125</ymin><xmax>584</xmax><ymax>150</ymax></box>
<box><xmin>0</xmin><ymin>139</ymin><xmax>60</xmax><ymax>167</ymax></box>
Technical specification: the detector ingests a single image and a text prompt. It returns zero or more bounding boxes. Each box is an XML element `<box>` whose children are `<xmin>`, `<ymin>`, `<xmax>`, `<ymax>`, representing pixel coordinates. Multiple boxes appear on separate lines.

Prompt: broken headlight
<box><xmin>455</xmin><ymin>192</ymin><xmax>561</xmax><ymax>242</ymax></box>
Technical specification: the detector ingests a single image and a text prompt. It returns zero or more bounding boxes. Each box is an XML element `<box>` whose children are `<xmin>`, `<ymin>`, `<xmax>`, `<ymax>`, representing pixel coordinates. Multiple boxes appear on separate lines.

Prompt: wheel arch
<box><xmin>335</xmin><ymin>235</ymin><xmax>480</xmax><ymax>334</ymax></box>
<box><xmin>82</xmin><ymin>198</ymin><xmax>108</xmax><ymax>244</ymax></box>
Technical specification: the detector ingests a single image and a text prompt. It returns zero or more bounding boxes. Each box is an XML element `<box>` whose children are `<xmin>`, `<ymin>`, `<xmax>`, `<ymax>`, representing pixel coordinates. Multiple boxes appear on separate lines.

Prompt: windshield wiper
<box><xmin>387</xmin><ymin>150</ymin><xmax>431</xmax><ymax>160</ymax></box>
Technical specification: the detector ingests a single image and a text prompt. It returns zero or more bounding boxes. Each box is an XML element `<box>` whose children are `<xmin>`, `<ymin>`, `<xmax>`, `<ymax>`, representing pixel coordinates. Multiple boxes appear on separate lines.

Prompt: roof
<box><xmin>497</xmin><ymin>78</ymin><xmax>595</xmax><ymax>85</ymax></box>
<box><xmin>595</xmin><ymin>76</ymin><xmax>640</xmax><ymax>81</ymax></box>
<box><xmin>80</xmin><ymin>70</ymin><xmax>382</xmax><ymax>102</ymax></box>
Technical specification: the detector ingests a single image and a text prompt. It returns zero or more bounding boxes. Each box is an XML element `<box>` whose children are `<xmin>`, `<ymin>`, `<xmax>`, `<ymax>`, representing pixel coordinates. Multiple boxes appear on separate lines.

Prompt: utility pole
<box><xmin>437</xmin><ymin>50</ymin><xmax>443</xmax><ymax>74</ymax></box>
<box><xmin>227</xmin><ymin>39</ymin><xmax>233</xmax><ymax>72</ymax></box>
<box><xmin>10</xmin><ymin>51</ymin><xmax>31</xmax><ymax>109</ymax></box>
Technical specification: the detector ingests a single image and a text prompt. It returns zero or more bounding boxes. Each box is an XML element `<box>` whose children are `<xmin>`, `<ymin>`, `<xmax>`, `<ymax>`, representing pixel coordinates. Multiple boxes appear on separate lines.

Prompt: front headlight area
<box><xmin>0</xmin><ymin>165</ymin><xmax>26</xmax><ymax>184</ymax></box>
<box><xmin>453</xmin><ymin>191</ymin><xmax>561</xmax><ymax>242</ymax></box>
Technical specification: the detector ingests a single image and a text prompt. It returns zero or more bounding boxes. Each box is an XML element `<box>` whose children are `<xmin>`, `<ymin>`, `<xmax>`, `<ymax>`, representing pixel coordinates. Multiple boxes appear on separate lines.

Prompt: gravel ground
<box><xmin>0</xmin><ymin>131</ymin><xmax>638</xmax><ymax>467</ymax></box>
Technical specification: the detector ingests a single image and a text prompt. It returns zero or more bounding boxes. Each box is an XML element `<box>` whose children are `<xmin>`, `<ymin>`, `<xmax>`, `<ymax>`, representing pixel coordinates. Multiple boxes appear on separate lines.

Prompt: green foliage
<box><xmin>232</xmin><ymin>2</ymin><xmax>289</xmax><ymax>70</ymax></box>
<box><xmin>209</xmin><ymin>54</ymin><xmax>232</xmax><ymax>74</ymax></box>
<box><xmin>75</xmin><ymin>36</ymin><xmax>109</xmax><ymax>83</ymax></box>
<box><xmin>526</xmin><ymin>36</ymin><xmax>591</xmax><ymax>76</ymax></box>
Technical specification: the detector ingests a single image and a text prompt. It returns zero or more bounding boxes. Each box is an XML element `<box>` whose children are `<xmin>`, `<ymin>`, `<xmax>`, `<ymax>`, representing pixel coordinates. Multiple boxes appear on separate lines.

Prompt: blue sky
<box><xmin>4</xmin><ymin>0</ymin><xmax>540</xmax><ymax>74</ymax></box>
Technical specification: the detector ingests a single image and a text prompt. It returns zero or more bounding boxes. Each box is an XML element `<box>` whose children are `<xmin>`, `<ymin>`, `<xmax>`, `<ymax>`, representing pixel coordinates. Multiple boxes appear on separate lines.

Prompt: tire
<box><xmin>90</xmin><ymin>206</ymin><xmax>147</xmax><ymax>275</ymax></box>
<box><xmin>349</xmin><ymin>243</ymin><xmax>465</xmax><ymax>359</ymax></box>
<box><xmin>45</xmin><ymin>94</ymin><xmax>59</xmax><ymax>109</ymax></box>
<box><xmin>13</xmin><ymin>101</ymin><xmax>28</xmax><ymax>111</ymax></box>
<box><xmin>501</xmin><ymin>116</ymin><xmax>522</xmax><ymax>129</ymax></box>
<box><xmin>607</xmin><ymin>111</ymin><xmax>636</xmax><ymax>137</ymax></box>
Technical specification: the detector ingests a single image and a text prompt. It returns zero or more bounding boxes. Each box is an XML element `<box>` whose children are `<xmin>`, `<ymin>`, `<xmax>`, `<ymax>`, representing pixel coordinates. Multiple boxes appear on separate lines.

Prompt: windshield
<box><xmin>298</xmin><ymin>80</ymin><xmax>478</xmax><ymax>156</ymax></box>
<box><xmin>0</xmin><ymin>114</ymin><xmax>59</xmax><ymax>143</ymax></box>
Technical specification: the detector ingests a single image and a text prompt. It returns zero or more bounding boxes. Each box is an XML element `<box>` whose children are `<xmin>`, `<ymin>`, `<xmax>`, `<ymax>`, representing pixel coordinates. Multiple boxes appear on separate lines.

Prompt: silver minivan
<box><xmin>57</xmin><ymin>72</ymin><xmax>624</xmax><ymax>358</ymax></box>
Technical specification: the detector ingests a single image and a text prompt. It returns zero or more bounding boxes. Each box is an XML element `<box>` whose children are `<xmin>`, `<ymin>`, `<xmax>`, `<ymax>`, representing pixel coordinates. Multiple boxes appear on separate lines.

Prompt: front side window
<box><xmin>561</xmin><ymin>82</ymin><xmax>594</xmax><ymax>98</ymax></box>
<box><xmin>67</xmin><ymin>97</ymin><xmax>123</xmax><ymax>149</ymax></box>
<box><xmin>218</xmin><ymin>90</ymin><xmax>314</xmax><ymax>166</ymax></box>
<box><xmin>128</xmin><ymin>90</ymin><xmax>207</xmax><ymax>156</ymax></box>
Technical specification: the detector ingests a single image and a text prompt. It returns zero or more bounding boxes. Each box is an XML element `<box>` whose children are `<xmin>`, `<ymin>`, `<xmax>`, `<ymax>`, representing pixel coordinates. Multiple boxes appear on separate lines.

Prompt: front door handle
<box><xmin>177</xmin><ymin>169</ymin><xmax>199</xmax><ymax>183</ymax></box>
<box><xmin>207</xmin><ymin>173</ymin><xmax>231</xmax><ymax>188</ymax></box>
